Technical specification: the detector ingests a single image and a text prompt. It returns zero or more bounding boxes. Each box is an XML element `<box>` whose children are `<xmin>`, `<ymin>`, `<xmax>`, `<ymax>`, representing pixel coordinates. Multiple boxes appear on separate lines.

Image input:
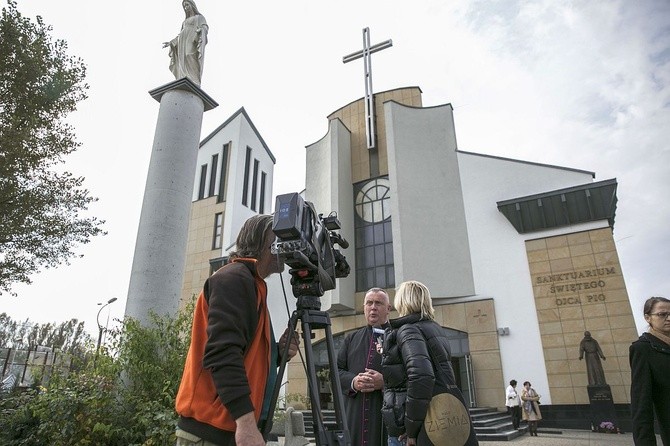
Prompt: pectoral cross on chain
<box><xmin>343</xmin><ymin>27</ymin><xmax>392</xmax><ymax>150</ymax></box>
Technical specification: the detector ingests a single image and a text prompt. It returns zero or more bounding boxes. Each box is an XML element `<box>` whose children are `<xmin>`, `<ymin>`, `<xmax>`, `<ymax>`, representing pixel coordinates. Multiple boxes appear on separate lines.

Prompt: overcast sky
<box><xmin>3</xmin><ymin>0</ymin><xmax>669</xmax><ymax>339</ymax></box>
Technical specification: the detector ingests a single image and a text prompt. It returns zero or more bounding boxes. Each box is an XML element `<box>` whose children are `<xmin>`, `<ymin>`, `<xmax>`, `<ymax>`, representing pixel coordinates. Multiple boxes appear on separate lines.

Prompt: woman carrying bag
<box><xmin>521</xmin><ymin>381</ymin><xmax>542</xmax><ymax>436</ymax></box>
<box><xmin>381</xmin><ymin>280</ymin><xmax>478</xmax><ymax>446</ymax></box>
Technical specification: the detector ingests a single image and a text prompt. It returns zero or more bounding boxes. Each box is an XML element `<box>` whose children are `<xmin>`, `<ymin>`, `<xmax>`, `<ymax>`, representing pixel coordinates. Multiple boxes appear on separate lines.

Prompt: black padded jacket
<box><xmin>381</xmin><ymin>313</ymin><xmax>458</xmax><ymax>439</ymax></box>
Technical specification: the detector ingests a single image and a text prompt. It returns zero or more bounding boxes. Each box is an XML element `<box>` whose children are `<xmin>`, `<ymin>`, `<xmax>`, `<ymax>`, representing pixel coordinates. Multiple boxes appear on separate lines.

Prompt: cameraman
<box><xmin>175</xmin><ymin>215</ymin><xmax>299</xmax><ymax>446</ymax></box>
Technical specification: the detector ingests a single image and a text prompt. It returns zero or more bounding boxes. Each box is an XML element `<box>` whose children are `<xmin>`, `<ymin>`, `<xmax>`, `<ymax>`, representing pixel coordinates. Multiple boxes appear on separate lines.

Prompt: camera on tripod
<box><xmin>265</xmin><ymin>193</ymin><xmax>353</xmax><ymax>445</ymax></box>
<box><xmin>272</xmin><ymin>193</ymin><xmax>350</xmax><ymax>302</ymax></box>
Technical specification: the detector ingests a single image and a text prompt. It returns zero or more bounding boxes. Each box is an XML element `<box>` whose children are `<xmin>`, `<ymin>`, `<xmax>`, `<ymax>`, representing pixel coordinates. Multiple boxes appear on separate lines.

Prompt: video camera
<box><xmin>272</xmin><ymin>193</ymin><xmax>350</xmax><ymax>301</ymax></box>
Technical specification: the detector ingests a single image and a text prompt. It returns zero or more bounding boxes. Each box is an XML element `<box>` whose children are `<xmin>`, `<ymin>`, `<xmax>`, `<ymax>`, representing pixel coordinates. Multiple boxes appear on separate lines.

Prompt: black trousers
<box><xmin>507</xmin><ymin>406</ymin><xmax>522</xmax><ymax>429</ymax></box>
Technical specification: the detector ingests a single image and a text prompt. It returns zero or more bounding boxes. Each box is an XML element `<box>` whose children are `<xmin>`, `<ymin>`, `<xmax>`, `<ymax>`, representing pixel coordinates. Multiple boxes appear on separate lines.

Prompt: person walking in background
<box><xmin>337</xmin><ymin>288</ymin><xmax>392</xmax><ymax>446</ymax></box>
<box><xmin>381</xmin><ymin>280</ymin><xmax>478</xmax><ymax>446</ymax></box>
<box><xmin>521</xmin><ymin>381</ymin><xmax>541</xmax><ymax>436</ymax></box>
<box><xmin>505</xmin><ymin>379</ymin><xmax>522</xmax><ymax>430</ymax></box>
<box><xmin>630</xmin><ymin>296</ymin><xmax>670</xmax><ymax>445</ymax></box>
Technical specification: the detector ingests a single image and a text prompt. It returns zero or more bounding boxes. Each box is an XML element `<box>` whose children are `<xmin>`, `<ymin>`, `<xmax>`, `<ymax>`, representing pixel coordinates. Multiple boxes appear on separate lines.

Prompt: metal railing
<box><xmin>0</xmin><ymin>347</ymin><xmax>72</xmax><ymax>391</ymax></box>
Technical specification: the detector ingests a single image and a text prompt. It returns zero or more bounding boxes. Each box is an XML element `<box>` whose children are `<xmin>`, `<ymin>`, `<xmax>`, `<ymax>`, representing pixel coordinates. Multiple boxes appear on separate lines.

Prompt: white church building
<box><xmin>179</xmin><ymin>87</ymin><xmax>637</xmax><ymax>429</ymax></box>
<box><xmin>284</xmin><ymin>86</ymin><xmax>636</xmax><ymax>429</ymax></box>
<box><xmin>179</xmin><ymin>107</ymin><xmax>276</xmax><ymax>302</ymax></box>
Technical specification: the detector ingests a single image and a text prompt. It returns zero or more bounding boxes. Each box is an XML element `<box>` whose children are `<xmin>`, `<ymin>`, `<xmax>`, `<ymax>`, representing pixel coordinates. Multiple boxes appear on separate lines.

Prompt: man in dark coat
<box><xmin>337</xmin><ymin>288</ymin><xmax>391</xmax><ymax>446</ymax></box>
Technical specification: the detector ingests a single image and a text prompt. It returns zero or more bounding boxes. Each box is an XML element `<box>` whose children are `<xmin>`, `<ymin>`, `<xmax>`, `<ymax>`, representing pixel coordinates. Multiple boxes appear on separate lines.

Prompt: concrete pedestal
<box><xmin>125</xmin><ymin>78</ymin><xmax>218</xmax><ymax>326</ymax></box>
<box><xmin>587</xmin><ymin>385</ymin><xmax>620</xmax><ymax>433</ymax></box>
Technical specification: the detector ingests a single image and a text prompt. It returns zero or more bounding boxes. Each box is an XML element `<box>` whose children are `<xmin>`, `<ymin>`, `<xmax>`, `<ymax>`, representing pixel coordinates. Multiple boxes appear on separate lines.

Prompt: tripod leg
<box><xmin>265</xmin><ymin>307</ymin><xmax>351</xmax><ymax>446</ymax></box>
<box><xmin>323</xmin><ymin>322</ymin><xmax>350</xmax><ymax>441</ymax></box>
<box><xmin>300</xmin><ymin>316</ymin><xmax>328</xmax><ymax>444</ymax></box>
<box><xmin>301</xmin><ymin>310</ymin><xmax>351</xmax><ymax>446</ymax></box>
<box><xmin>260</xmin><ymin>310</ymin><xmax>300</xmax><ymax>439</ymax></box>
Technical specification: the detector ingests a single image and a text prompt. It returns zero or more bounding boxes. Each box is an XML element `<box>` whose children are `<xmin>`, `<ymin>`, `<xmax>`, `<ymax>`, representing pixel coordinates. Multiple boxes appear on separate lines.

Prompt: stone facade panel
<box><xmin>567</xmin><ymin>232</ymin><xmax>591</xmax><ymax>245</ymax></box>
<box><xmin>537</xmin><ymin>309</ymin><xmax>560</xmax><ymax>323</ymax></box>
<box><xmin>465</xmin><ymin>301</ymin><xmax>497</xmax><ymax>333</ymax></box>
<box><xmin>569</xmin><ymin>243</ymin><xmax>594</xmax><ymax>257</ymax></box>
<box><xmin>547</xmin><ymin>373</ymin><xmax>573</xmax><ymax>388</ymax></box>
<box><xmin>551</xmin><ymin>387</ymin><xmax>576</xmax><ymax>404</ymax></box>
<box><xmin>571</xmin><ymin>254</ymin><xmax>596</xmax><ymax>268</ymax></box>
<box><xmin>468</xmin><ymin>333</ymin><xmax>499</xmax><ymax>351</ymax></box>
<box><xmin>544</xmin><ymin>347</ymin><xmax>568</xmax><ymax>361</ymax></box>
<box><xmin>528</xmin><ymin>260</ymin><xmax>552</xmax><ymax>274</ymax></box>
<box><xmin>546</xmin><ymin>236</ymin><xmax>568</xmax><ymax>249</ymax></box>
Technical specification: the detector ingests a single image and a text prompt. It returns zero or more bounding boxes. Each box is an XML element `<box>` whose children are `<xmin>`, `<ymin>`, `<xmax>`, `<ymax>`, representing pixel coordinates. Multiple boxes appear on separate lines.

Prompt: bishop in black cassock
<box><xmin>337</xmin><ymin>288</ymin><xmax>392</xmax><ymax>446</ymax></box>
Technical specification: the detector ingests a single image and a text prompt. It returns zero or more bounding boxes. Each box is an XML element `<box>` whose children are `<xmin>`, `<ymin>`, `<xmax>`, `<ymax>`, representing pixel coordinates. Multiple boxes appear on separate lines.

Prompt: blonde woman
<box><xmin>381</xmin><ymin>281</ymin><xmax>478</xmax><ymax>446</ymax></box>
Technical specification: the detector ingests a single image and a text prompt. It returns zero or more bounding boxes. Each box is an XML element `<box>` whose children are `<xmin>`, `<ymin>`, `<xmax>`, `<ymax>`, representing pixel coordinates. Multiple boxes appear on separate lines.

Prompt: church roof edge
<box><xmin>457</xmin><ymin>150</ymin><xmax>596</xmax><ymax>178</ymax></box>
<box><xmin>326</xmin><ymin>86</ymin><xmax>423</xmax><ymax>119</ymax></box>
<box><xmin>199</xmin><ymin>107</ymin><xmax>276</xmax><ymax>164</ymax></box>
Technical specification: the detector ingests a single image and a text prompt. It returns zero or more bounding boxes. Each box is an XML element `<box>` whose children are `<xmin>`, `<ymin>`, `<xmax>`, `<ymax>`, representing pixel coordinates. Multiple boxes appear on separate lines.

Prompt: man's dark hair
<box><xmin>510</xmin><ymin>380</ymin><xmax>517</xmax><ymax>386</ymax></box>
<box><xmin>229</xmin><ymin>215</ymin><xmax>274</xmax><ymax>260</ymax></box>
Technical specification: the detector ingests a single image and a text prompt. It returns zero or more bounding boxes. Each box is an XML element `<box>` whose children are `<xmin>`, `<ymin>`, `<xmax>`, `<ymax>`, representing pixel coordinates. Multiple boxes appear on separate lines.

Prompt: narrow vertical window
<box><xmin>212</xmin><ymin>212</ymin><xmax>223</xmax><ymax>250</ymax></box>
<box><xmin>259</xmin><ymin>172</ymin><xmax>267</xmax><ymax>214</ymax></box>
<box><xmin>198</xmin><ymin>164</ymin><xmax>207</xmax><ymax>200</ymax></box>
<box><xmin>251</xmin><ymin>159</ymin><xmax>259</xmax><ymax>211</ymax></box>
<box><xmin>354</xmin><ymin>177</ymin><xmax>394</xmax><ymax>291</ymax></box>
<box><xmin>208</xmin><ymin>154</ymin><xmax>218</xmax><ymax>197</ymax></box>
<box><xmin>217</xmin><ymin>143</ymin><xmax>229</xmax><ymax>203</ymax></box>
<box><xmin>242</xmin><ymin>147</ymin><xmax>251</xmax><ymax>207</ymax></box>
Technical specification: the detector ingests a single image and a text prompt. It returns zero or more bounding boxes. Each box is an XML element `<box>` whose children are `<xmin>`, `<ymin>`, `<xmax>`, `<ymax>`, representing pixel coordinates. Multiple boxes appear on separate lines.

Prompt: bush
<box><xmin>0</xmin><ymin>299</ymin><xmax>195</xmax><ymax>445</ymax></box>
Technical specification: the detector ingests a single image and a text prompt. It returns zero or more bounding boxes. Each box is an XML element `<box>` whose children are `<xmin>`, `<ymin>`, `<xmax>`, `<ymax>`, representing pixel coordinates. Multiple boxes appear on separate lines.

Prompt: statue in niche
<box><xmin>579</xmin><ymin>331</ymin><xmax>607</xmax><ymax>386</ymax></box>
<box><xmin>163</xmin><ymin>0</ymin><xmax>208</xmax><ymax>85</ymax></box>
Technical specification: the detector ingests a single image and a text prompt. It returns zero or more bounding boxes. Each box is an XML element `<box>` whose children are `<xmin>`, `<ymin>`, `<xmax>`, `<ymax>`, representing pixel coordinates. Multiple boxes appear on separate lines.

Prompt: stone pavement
<box><xmin>481</xmin><ymin>428</ymin><xmax>651</xmax><ymax>445</ymax></box>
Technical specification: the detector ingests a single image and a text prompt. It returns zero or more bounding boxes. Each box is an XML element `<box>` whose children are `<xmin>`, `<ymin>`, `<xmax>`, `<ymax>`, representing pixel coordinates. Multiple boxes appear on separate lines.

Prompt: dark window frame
<box><xmin>353</xmin><ymin>176</ymin><xmax>394</xmax><ymax>291</ymax></box>
<box><xmin>212</xmin><ymin>212</ymin><xmax>223</xmax><ymax>250</ymax></box>
<box><xmin>217</xmin><ymin>143</ymin><xmax>230</xmax><ymax>203</ymax></box>
<box><xmin>209</xmin><ymin>256</ymin><xmax>229</xmax><ymax>275</ymax></box>
<box><xmin>242</xmin><ymin>147</ymin><xmax>252</xmax><ymax>207</ymax></box>
<box><xmin>208</xmin><ymin>154</ymin><xmax>219</xmax><ymax>197</ymax></box>
<box><xmin>259</xmin><ymin>172</ymin><xmax>267</xmax><ymax>214</ymax></box>
<box><xmin>198</xmin><ymin>164</ymin><xmax>208</xmax><ymax>200</ymax></box>
<box><xmin>251</xmin><ymin>159</ymin><xmax>259</xmax><ymax>211</ymax></box>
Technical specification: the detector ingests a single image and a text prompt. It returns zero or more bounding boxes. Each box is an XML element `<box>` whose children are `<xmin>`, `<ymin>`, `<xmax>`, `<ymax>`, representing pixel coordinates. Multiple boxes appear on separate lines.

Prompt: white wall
<box><xmin>385</xmin><ymin>101</ymin><xmax>476</xmax><ymax>297</ymax></box>
<box><xmin>195</xmin><ymin>112</ymin><xmax>275</xmax><ymax>253</ymax></box>
<box><xmin>305</xmin><ymin>119</ymin><xmax>356</xmax><ymax>311</ymax></box>
<box><xmin>458</xmin><ymin>152</ymin><xmax>606</xmax><ymax>403</ymax></box>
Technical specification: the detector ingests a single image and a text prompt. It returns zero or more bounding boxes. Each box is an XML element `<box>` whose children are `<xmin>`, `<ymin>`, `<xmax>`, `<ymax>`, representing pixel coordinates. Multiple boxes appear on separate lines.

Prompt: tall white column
<box><xmin>125</xmin><ymin>78</ymin><xmax>218</xmax><ymax>326</ymax></box>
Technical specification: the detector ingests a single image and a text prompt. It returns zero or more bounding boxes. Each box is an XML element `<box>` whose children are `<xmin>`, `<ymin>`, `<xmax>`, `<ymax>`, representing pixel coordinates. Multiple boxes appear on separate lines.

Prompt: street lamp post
<box><xmin>94</xmin><ymin>297</ymin><xmax>117</xmax><ymax>369</ymax></box>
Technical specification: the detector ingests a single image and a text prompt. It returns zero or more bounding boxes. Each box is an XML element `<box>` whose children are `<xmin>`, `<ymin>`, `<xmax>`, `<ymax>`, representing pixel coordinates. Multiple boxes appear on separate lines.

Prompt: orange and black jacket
<box><xmin>176</xmin><ymin>258</ymin><xmax>273</xmax><ymax>443</ymax></box>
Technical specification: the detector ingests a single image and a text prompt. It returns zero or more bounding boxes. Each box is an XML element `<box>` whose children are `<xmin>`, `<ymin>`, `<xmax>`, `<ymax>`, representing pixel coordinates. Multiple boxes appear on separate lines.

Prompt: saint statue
<box><xmin>163</xmin><ymin>1</ymin><xmax>208</xmax><ymax>85</ymax></box>
<box><xmin>579</xmin><ymin>331</ymin><xmax>607</xmax><ymax>386</ymax></box>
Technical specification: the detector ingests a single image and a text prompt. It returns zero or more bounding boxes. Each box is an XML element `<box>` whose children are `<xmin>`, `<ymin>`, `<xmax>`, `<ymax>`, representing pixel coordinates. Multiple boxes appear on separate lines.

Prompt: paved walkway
<box><xmin>482</xmin><ymin>428</ymin><xmax>652</xmax><ymax>445</ymax></box>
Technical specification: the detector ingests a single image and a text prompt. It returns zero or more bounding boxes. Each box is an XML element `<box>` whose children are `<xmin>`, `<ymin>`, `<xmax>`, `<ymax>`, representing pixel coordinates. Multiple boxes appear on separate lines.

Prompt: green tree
<box><xmin>0</xmin><ymin>0</ymin><xmax>105</xmax><ymax>295</ymax></box>
<box><xmin>0</xmin><ymin>312</ymin><xmax>93</xmax><ymax>358</ymax></box>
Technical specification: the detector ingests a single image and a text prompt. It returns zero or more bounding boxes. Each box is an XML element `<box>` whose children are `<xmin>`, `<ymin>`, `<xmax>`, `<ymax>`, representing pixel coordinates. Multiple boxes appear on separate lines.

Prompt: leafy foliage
<box><xmin>0</xmin><ymin>299</ymin><xmax>195</xmax><ymax>445</ymax></box>
<box><xmin>0</xmin><ymin>312</ymin><xmax>93</xmax><ymax>356</ymax></box>
<box><xmin>0</xmin><ymin>0</ymin><xmax>105</xmax><ymax>295</ymax></box>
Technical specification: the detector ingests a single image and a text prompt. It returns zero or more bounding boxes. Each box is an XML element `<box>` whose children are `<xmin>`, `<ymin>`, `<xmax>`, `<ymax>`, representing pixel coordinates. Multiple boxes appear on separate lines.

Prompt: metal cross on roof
<box><xmin>343</xmin><ymin>27</ymin><xmax>393</xmax><ymax>150</ymax></box>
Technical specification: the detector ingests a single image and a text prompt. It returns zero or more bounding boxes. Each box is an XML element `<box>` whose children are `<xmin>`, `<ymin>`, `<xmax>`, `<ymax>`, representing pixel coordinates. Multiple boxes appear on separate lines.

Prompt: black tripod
<box><xmin>261</xmin><ymin>295</ymin><xmax>351</xmax><ymax>446</ymax></box>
